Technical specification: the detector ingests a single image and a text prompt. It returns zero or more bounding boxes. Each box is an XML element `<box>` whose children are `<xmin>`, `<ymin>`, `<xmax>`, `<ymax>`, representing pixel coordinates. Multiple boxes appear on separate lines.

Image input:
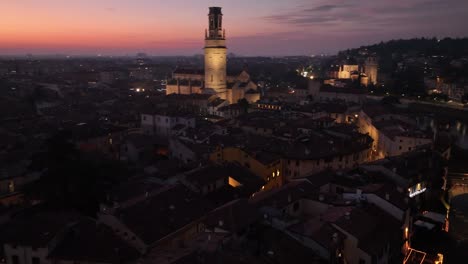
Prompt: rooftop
<box><xmin>1</xmin><ymin>212</ymin><xmax>81</xmax><ymax>248</ymax></box>
<box><xmin>117</xmin><ymin>184</ymin><xmax>214</xmax><ymax>244</ymax></box>
<box><xmin>49</xmin><ymin>218</ymin><xmax>140</xmax><ymax>264</ymax></box>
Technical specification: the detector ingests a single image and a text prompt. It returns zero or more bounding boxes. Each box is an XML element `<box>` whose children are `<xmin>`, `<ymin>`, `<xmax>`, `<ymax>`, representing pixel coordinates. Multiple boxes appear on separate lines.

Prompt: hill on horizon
<box><xmin>340</xmin><ymin>37</ymin><xmax>468</xmax><ymax>58</ymax></box>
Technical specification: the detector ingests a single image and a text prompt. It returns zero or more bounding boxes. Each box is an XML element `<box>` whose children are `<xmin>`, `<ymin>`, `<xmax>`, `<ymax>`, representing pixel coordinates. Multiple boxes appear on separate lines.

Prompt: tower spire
<box><xmin>204</xmin><ymin>7</ymin><xmax>227</xmax><ymax>98</ymax></box>
<box><xmin>206</xmin><ymin>7</ymin><xmax>224</xmax><ymax>40</ymax></box>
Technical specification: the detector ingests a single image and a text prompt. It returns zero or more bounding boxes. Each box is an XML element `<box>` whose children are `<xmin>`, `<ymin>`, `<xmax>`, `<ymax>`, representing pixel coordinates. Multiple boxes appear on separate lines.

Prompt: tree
<box><xmin>26</xmin><ymin>131</ymin><xmax>131</xmax><ymax>216</ymax></box>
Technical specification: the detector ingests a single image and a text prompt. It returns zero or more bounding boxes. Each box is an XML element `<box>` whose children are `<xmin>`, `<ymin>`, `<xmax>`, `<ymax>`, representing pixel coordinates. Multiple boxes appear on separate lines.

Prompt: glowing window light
<box><xmin>228</xmin><ymin>177</ymin><xmax>242</xmax><ymax>188</ymax></box>
<box><xmin>409</xmin><ymin>183</ymin><xmax>427</xmax><ymax>198</ymax></box>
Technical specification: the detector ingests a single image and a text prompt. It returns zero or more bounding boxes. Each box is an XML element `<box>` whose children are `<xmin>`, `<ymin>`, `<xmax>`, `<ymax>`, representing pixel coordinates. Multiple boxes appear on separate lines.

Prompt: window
<box><xmin>12</xmin><ymin>256</ymin><xmax>19</xmax><ymax>264</ymax></box>
<box><xmin>408</xmin><ymin>147</ymin><xmax>412</xmax><ymax>151</ymax></box>
<box><xmin>32</xmin><ymin>257</ymin><xmax>40</xmax><ymax>264</ymax></box>
<box><xmin>8</xmin><ymin>181</ymin><xmax>15</xmax><ymax>193</ymax></box>
<box><xmin>293</xmin><ymin>202</ymin><xmax>299</xmax><ymax>212</ymax></box>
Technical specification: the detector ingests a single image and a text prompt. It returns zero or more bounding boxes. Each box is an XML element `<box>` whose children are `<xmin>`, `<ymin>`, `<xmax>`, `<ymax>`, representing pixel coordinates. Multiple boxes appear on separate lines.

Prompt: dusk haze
<box><xmin>2</xmin><ymin>0</ymin><xmax>468</xmax><ymax>55</ymax></box>
<box><xmin>0</xmin><ymin>2</ymin><xmax>467</xmax><ymax>264</ymax></box>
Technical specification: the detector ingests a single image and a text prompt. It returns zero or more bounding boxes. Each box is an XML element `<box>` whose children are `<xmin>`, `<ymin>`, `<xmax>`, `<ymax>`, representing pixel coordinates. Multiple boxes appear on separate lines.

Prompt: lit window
<box><xmin>8</xmin><ymin>181</ymin><xmax>15</xmax><ymax>193</ymax></box>
<box><xmin>228</xmin><ymin>177</ymin><xmax>242</xmax><ymax>188</ymax></box>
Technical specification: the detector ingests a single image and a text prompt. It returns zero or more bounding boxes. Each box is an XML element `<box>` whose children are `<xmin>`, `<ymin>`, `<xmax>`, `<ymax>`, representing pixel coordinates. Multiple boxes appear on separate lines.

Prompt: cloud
<box><xmin>262</xmin><ymin>0</ymin><xmax>468</xmax><ymax>35</ymax></box>
<box><xmin>305</xmin><ymin>5</ymin><xmax>339</xmax><ymax>12</ymax></box>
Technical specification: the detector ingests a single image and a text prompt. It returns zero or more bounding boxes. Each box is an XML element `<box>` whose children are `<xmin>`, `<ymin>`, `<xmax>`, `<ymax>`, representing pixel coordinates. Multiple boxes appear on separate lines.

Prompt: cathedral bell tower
<box><xmin>204</xmin><ymin>7</ymin><xmax>227</xmax><ymax>98</ymax></box>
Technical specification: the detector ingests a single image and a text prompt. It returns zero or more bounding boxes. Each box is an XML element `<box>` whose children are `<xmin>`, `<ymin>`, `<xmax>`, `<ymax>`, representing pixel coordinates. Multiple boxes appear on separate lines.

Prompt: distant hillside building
<box><xmin>364</xmin><ymin>57</ymin><xmax>378</xmax><ymax>85</ymax></box>
<box><xmin>328</xmin><ymin>57</ymin><xmax>378</xmax><ymax>87</ymax></box>
<box><xmin>166</xmin><ymin>7</ymin><xmax>260</xmax><ymax>104</ymax></box>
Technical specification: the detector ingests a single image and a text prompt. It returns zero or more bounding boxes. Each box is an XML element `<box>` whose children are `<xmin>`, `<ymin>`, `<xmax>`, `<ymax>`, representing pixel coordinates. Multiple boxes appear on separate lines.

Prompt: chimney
<box><xmin>385</xmin><ymin>193</ymin><xmax>390</xmax><ymax>200</ymax></box>
<box><xmin>319</xmin><ymin>194</ymin><xmax>325</xmax><ymax>201</ymax></box>
<box><xmin>356</xmin><ymin>189</ymin><xmax>362</xmax><ymax>196</ymax></box>
<box><xmin>332</xmin><ymin>232</ymin><xmax>339</xmax><ymax>242</ymax></box>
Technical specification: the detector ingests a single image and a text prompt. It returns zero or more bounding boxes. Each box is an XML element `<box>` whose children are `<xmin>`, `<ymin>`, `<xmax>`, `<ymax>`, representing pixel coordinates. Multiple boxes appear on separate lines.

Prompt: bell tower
<box><xmin>204</xmin><ymin>7</ymin><xmax>227</xmax><ymax>98</ymax></box>
<box><xmin>364</xmin><ymin>57</ymin><xmax>378</xmax><ymax>85</ymax></box>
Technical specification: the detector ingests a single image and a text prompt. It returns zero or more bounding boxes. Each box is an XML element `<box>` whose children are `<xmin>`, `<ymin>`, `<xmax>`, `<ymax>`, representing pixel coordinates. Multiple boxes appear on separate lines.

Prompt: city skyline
<box><xmin>1</xmin><ymin>0</ymin><xmax>468</xmax><ymax>56</ymax></box>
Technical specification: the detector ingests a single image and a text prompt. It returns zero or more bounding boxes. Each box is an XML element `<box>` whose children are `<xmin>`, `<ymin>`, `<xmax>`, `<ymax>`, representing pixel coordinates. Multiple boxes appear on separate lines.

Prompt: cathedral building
<box><xmin>166</xmin><ymin>7</ymin><xmax>260</xmax><ymax>104</ymax></box>
<box><xmin>328</xmin><ymin>56</ymin><xmax>379</xmax><ymax>87</ymax></box>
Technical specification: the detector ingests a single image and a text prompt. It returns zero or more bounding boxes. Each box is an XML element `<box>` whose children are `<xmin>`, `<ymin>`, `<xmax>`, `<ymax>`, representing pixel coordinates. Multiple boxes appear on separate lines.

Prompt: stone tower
<box><xmin>364</xmin><ymin>57</ymin><xmax>378</xmax><ymax>85</ymax></box>
<box><xmin>204</xmin><ymin>7</ymin><xmax>227</xmax><ymax>98</ymax></box>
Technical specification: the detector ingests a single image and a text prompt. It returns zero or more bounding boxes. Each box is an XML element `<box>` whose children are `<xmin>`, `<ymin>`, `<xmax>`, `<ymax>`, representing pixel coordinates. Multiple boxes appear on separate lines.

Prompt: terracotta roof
<box><xmin>117</xmin><ymin>184</ymin><xmax>214</xmax><ymax>244</ymax></box>
<box><xmin>333</xmin><ymin>204</ymin><xmax>401</xmax><ymax>255</ymax></box>
<box><xmin>1</xmin><ymin>212</ymin><xmax>81</xmax><ymax>248</ymax></box>
<box><xmin>49</xmin><ymin>218</ymin><xmax>140</xmax><ymax>264</ymax></box>
<box><xmin>204</xmin><ymin>199</ymin><xmax>259</xmax><ymax>233</ymax></box>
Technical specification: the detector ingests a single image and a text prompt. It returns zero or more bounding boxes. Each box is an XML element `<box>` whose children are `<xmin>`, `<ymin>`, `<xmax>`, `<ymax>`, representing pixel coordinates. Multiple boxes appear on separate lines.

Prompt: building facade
<box><xmin>165</xmin><ymin>7</ymin><xmax>260</xmax><ymax>104</ymax></box>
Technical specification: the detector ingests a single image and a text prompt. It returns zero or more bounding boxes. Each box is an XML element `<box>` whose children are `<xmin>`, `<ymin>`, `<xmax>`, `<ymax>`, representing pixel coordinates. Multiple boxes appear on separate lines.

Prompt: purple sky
<box><xmin>1</xmin><ymin>0</ymin><xmax>467</xmax><ymax>56</ymax></box>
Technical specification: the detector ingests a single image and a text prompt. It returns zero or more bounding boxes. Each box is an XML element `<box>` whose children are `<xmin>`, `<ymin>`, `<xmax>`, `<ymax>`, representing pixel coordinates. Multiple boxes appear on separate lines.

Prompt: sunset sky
<box><xmin>1</xmin><ymin>0</ymin><xmax>468</xmax><ymax>56</ymax></box>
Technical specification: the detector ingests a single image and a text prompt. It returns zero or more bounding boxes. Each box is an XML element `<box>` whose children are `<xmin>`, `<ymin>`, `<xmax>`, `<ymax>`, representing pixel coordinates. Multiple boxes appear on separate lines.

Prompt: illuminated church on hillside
<box><xmin>165</xmin><ymin>7</ymin><xmax>260</xmax><ymax>104</ymax></box>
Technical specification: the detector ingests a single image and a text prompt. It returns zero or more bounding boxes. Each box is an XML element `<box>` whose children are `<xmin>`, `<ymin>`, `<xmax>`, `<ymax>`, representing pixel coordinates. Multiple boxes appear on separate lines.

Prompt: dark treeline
<box><xmin>341</xmin><ymin>37</ymin><xmax>468</xmax><ymax>58</ymax></box>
